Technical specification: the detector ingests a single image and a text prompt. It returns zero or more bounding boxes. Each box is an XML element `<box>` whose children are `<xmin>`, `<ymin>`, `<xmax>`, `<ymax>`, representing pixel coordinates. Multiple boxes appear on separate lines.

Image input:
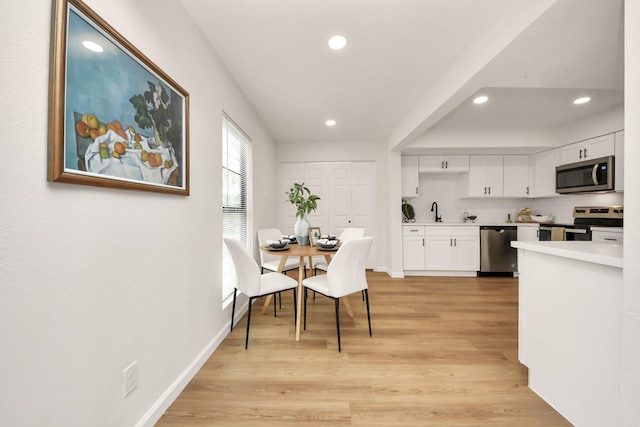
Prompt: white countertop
<box><xmin>403</xmin><ymin>222</ymin><xmax>539</xmax><ymax>227</ymax></box>
<box><xmin>591</xmin><ymin>226</ymin><xmax>623</xmax><ymax>233</ymax></box>
<box><xmin>511</xmin><ymin>241</ymin><xmax>622</xmax><ymax>268</ymax></box>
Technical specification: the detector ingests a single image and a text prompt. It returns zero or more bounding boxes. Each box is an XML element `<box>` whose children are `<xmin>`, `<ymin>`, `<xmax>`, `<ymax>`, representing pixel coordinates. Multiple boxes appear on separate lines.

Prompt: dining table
<box><xmin>259</xmin><ymin>242</ymin><xmax>354</xmax><ymax>341</ymax></box>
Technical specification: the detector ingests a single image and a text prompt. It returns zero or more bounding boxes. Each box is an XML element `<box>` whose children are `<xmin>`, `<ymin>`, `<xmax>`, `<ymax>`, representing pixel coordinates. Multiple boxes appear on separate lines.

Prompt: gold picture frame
<box><xmin>48</xmin><ymin>0</ymin><xmax>189</xmax><ymax>195</ymax></box>
<box><xmin>308</xmin><ymin>227</ymin><xmax>322</xmax><ymax>246</ymax></box>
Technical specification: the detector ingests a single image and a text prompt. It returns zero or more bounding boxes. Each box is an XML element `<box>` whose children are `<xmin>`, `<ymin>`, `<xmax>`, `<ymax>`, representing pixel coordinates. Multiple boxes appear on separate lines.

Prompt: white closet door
<box><xmin>304</xmin><ymin>163</ymin><xmax>329</xmax><ymax>231</ymax></box>
<box><xmin>328</xmin><ymin>163</ymin><xmax>352</xmax><ymax>233</ymax></box>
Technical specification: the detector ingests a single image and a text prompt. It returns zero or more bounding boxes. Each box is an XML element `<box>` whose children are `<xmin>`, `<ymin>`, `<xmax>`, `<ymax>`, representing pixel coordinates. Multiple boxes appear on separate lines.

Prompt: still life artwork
<box><xmin>48</xmin><ymin>0</ymin><xmax>189</xmax><ymax>195</ymax></box>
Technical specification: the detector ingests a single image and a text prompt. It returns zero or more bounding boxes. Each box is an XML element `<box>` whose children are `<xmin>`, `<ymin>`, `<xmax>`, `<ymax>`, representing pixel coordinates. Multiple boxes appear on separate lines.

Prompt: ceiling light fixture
<box><xmin>573</xmin><ymin>96</ymin><xmax>591</xmax><ymax>105</ymax></box>
<box><xmin>473</xmin><ymin>95</ymin><xmax>489</xmax><ymax>104</ymax></box>
<box><xmin>328</xmin><ymin>35</ymin><xmax>347</xmax><ymax>50</ymax></box>
<box><xmin>326</xmin><ymin>119</ymin><xmax>336</xmax><ymax>126</ymax></box>
<box><xmin>82</xmin><ymin>40</ymin><xmax>103</xmax><ymax>52</ymax></box>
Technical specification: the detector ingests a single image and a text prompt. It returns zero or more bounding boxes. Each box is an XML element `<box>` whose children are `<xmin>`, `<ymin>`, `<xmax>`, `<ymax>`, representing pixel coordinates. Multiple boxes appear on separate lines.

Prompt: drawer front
<box><xmin>425</xmin><ymin>226</ymin><xmax>479</xmax><ymax>237</ymax></box>
<box><xmin>403</xmin><ymin>226</ymin><xmax>425</xmax><ymax>236</ymax></box>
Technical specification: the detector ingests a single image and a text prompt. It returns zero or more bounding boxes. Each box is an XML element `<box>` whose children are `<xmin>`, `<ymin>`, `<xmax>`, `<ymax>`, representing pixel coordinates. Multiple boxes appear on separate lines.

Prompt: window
<box><xmin>222</xmin><ymin>113</ymin><xmax>251</xmax><ymax>301</ymax></box>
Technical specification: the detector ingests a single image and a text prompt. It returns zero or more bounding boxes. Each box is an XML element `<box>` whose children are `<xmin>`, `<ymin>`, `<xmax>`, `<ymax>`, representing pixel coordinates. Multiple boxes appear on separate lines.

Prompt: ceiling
<box><xmin>179</xmin><ymin>0</ymin><xmax>623</xmax><ymax>151</ymax></box>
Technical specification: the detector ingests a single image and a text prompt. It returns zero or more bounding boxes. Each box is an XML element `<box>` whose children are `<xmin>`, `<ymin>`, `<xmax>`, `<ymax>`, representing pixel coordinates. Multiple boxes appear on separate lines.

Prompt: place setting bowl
<box><xmin>267</xmin><ymin>239</ymin><xmax>290</xmax><ymax>250</ymax></box>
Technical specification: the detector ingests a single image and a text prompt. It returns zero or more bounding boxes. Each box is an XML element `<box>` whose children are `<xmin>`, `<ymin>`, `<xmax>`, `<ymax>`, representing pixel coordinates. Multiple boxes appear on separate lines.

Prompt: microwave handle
<box><xmin>592</xmin><ymin>164</ymin><xmax>599</xmax><ymax>185</ymax></box>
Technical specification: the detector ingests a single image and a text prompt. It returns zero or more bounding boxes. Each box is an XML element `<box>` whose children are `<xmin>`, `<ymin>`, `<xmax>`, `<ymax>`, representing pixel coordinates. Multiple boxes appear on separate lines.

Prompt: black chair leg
<box><xmin>279</xmin><ymin>292</ymin><xmax>282</xmax><ymax>309</ymax></box>
<box><xmin>273</xmin><ymin>293</ymin><xmax>277</xmax><ymax>317</ymax></box>
<box><xmin>335</xmin><ymin>298</ymin><xmax>341</xmax><ymax>352</ymax></box>
<box><xmin>303</xmin><ymin>288</ymin><xmax>308</xmax><ymax>330</ymax></box>
<box><xmin>230</xmin><ymin>289</ymin><xmax>237</xmax><ymax>332</ymax></box>
<box><xmin>292</xmin><ymin>289</ymin><xmax>297</xmax><ymax>326</ymax></box>
<box><xmin>245</xmin><ymin>296</ymin><xmax>254</xmax><ymax>349</ymax></box>
<box><xmin>364</xmin><ymin>289</ymin><xmax>372</xmax><ymax>337</ymax></box>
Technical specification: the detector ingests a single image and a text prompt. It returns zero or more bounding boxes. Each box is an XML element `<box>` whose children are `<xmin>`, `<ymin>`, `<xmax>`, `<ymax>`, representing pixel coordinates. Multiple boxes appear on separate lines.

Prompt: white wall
<box><xmin>622</xmin><ymin>1</ymin><xmax>640</xmax><ymax>425</ymax></box>
<box><xmin>0</xmin><ymin>1</ymin><xmax>277</xmax><ymax>426</ymax></box>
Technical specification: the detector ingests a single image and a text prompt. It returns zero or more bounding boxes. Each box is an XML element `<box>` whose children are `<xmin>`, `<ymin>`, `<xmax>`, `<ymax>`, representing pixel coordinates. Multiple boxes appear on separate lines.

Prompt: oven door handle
<box><xmin>565</xmin><ymin>228</ymin><xmax>588</xmax><ymax>234</ymax></box>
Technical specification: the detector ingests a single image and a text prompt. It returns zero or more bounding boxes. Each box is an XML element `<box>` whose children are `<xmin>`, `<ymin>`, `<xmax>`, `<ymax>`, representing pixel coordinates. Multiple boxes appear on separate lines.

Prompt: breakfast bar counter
<box><xmin>511</xmin><ymin>240</ymin><xmax>623</xmax><ymax>427</ymax></box>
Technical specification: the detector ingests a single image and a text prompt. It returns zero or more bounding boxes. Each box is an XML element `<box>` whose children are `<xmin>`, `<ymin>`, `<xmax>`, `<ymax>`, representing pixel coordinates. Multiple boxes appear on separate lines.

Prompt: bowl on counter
<box><xmin>531</xmin><ymin>214</ymin><xmax>553</xmax><ymax>223</ymax></box>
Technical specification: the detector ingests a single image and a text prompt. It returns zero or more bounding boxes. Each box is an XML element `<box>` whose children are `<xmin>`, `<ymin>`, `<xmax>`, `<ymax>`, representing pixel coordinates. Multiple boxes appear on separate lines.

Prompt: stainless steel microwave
<box><xmin>556</xmin><ymin>156</ymin><xmax>614</xmax><ymax>194</ymax></box>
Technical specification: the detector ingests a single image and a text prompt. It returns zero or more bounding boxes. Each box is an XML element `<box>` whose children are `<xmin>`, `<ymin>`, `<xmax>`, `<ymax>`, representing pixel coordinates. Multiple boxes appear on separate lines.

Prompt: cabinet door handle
<box><xmin>441</xmin><ymin>161</ymin><xmax>445</xmax><ymax>169</ymax></box>
<box><xmin>488</xmin><ymin>187</ymin><xmax>491</xmax><ymax>195</ymax></box>
<box><xmin>450</xmin><ymin>238</ymin><xmax>453</xmax><ymax>246</ymax></box>
<box><xmin>604</xmin><ymin>237</ymin><xmax>617</xmax><ymax>241</ymax></box>
<box><xmin>584</xmin><ymin>147</ymin><xmax>588</xmax><ymax>158</ymax></box>
<box><xmin>415</xmin><ymin>186</ymin><xmax>418</xmax><ymax>195</ymax></box>
<box><xmin>526</xmin><ymin>186</ymin><xmax>529</xmax><ymax>195</ymax></box>
<box><xmin>579</xmin><ymin>148</ymin><xmax>583</xmax><ymax>159</ymax></box>
<box><xmin>445</xmin><ymin>161</ymin><xmax>448</xmax><ymax>169</ymax></box>
<box><xmin>423</xmin><ymin>238</ymin><xmax>425</xmax><ymax>246</ymax></box>
<box><xmin>454</xmin><ymin>238</ymin><xmax>457</xmax><ymax>246</ymax></box>
<box><xmin>484</xmin><ymin>187</ymin><xmax>487</xmax><ymax>194</ymax></box>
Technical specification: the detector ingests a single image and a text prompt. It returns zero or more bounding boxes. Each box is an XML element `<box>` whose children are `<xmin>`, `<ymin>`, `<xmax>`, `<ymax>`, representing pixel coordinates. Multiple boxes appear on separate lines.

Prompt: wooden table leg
<box><xmin>342</xmin><ymin>296</ymin><xmax>355</xmax><ymax>318</ymax></box>
<box><xmin>261</xmin><ymin>255</ymin><xmax>289</xmax><ymax>314</ymax></box>
<box><xmin>295</xmin><ymin>256</ymin><xmax>305</xmax><ymax>341</ymax></box>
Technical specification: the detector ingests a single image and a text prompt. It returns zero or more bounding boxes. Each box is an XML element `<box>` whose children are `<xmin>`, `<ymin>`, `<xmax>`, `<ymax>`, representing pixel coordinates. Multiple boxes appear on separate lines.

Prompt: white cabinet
<box><xmin>468</xmin><ymin>156</ymin><xmax>503</xmax><ymax>197</ymax></box>
<box><xmin>615</xmin><ymin>131</ymin><xmax>624</xmax><ymax>192</ymax></box>
<box><xmin>517</xmin><ymin>225</ymin><xmax>539</xmax><ymax>241</ymax></box>
<box><xmin>531</xmin><ymin>148</ymin><xmax>559</xmax><ymax>197</ymax></box>
<box><xmin>424</xmin><ymin>226</ymin><xmax>479</xmax><ymax>271</ymax></box>
<box><xmin>559</xmin><ymin>134</ymin><xmax>615</xmax><ymax>165</ymax></box>
<box><xmin>592</xmin><ymin>229</ymin><xmax>623</xmax><ymax>243</ymax></box>
<box><xmin>402</xmin><ymin>226</ymin><xmax>425</xmax><ymax>270</ymax></box>
<box><xmin>503</xmin><ymin>155</ymin><xmax>531</xmax><ymax>197</ymax></box>
<box><xmin>418</xmin><ymin>155</ymin><xmax>469</xmax><ymax>173</ymax></box>
<box><xmin>401</xmin><ymin>156</ymin><xmax>419</xmax><ymax>198</ymax></box>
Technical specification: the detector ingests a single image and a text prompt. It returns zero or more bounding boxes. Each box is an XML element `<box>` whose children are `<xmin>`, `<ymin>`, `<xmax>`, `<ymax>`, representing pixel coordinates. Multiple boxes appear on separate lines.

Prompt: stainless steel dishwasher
<box><xmin>479</xmin><ymin>226</ymin><xmax>518</xmax><ymax>274</ymax></box>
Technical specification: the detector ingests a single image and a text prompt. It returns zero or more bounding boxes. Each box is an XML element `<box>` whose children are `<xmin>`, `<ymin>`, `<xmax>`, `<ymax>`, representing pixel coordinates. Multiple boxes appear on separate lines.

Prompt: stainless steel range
<box><xmin>539</xmin><ymin>206</ymin><xmax>623</xmax><ymax>241</ymax></box>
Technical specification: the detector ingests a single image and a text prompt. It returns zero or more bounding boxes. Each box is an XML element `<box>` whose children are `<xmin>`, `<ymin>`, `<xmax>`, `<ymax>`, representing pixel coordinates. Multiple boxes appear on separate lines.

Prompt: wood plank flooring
<box><xmin>157</xmin><ymin>272</ymin><xmax>571</xmax><ymax>426</ymax></box>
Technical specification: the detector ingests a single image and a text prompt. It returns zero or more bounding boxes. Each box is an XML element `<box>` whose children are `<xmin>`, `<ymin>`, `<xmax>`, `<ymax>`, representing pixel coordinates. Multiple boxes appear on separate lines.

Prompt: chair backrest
<box><xmin>338</xmin><ymin>227</ymin><xmax>365</xmax><ymax>241</ymax></box>
<box><xmin>257</xmin><ymin>228</ymin><xmax>284</xmax><ymax>264</ymax></box>
<box><xmin>223</xmin><ymin>238</ymin><xmax>261</xmax><ymax>297</ymax></box>
<box><xmin>326</xmin><ymin>237</ymin><xmax>373</xmax><ymax>298</ymax></box>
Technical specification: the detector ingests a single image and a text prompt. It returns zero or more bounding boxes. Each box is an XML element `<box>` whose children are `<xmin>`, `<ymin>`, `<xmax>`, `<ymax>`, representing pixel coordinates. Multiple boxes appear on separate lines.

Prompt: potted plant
<box><xmin>286</xmin><ymin>182</ymin><xmax>320</xmax><ymax>245</ymax></box>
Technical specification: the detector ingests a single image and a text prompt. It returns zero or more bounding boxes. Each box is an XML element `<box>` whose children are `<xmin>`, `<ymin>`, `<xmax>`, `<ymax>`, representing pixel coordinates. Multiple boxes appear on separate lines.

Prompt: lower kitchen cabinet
<box><xmin>403</xmin><ymin>225</ymin><xmax>479</xmax><ymax>275</ymax></box>
<box><xmin>425</xmin><ymin>227</ymin><xmax>479</xmax><ymax>271</ymax></box>
<box><xmin>402</xmin><ymin>225</ymin><xmax>425</xmax><ymax>270</ymax></box>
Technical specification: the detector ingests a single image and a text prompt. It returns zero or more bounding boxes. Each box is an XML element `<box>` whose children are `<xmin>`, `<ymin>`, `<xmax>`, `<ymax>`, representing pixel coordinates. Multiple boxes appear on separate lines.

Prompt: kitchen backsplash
<box><xmin>408</xmin><ymin>173</ymin><xmax>624</xmax><ymax>224</ymax></box>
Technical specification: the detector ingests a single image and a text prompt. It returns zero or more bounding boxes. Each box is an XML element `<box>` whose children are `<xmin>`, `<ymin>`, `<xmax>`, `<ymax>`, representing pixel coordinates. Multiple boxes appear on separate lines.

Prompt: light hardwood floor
<box><xmin>157</xmin><ymin>272</ymin><xmax>571</xmax><ymax>426</ymax></box>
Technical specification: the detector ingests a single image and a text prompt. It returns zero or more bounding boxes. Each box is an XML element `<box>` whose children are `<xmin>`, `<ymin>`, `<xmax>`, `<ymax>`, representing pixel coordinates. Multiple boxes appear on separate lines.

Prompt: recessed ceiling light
<box><xmin>328</xmin><ymin>35</ymin><xmax>347</xmax><ymax>50</ymax></box>
<box><xmin>473</xmin><ymin>95</ymin><xmax>488</xmax><ymax>104</ymax></box>
<box><xmin>326</xmin><ymin>119</ymin><xmax>336</xmax><ymax>126</ymax></box>
<box><xmin>573</xmin><ymin>96</ymin><xmax>591</xmax><ymax>105</ymax></box>
<box><xmin>82</xmin><ymin>40</ymin><xmax>103</xmax><ymax>52</ymax></box>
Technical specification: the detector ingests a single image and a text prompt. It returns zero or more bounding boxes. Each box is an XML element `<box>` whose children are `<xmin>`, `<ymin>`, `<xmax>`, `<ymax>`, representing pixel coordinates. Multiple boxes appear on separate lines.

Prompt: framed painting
<box><xmin>48</xmin><ymin>0</ymin><xmax>189</xmax><ymax>195</ymax></box>
<box><xmin>308</xmin><ymin>227</ymin><xmax>322</xmax><ymax>246</ymax></box>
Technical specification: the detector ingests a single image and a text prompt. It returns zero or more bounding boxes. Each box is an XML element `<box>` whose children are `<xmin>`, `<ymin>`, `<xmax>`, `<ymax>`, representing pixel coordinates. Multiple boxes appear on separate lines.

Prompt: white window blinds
<box><xmin>222</xmin><ymin>114</ymin><xmax>250</xmax><ymax>301</ymax></box>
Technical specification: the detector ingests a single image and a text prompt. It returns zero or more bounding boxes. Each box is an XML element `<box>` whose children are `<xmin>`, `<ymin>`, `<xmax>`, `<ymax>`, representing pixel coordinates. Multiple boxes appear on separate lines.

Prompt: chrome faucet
<box><xmin>431</xmin><ymin>201</ymin><xmax>442</xmax><ymax>222</ymax></box>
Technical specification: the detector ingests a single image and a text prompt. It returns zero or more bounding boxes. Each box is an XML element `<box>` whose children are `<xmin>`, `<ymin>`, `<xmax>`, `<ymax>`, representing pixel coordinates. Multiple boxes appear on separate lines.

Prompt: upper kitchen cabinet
<box><xmin>401</xmin><ymin>156</ymin><xmax>419</xmax><ymax>198</ymax></box>
<box><xmin>530</xmin><ymin>148</ymin><xmax>560</xmax><ymax>197</ymax></box>
<box><xmin>558</xmin><ymin>134</ymin><xmax>615</xmax><ymax>165</ymax></box>
<box><xmin>503</xmin><ymin>155</ymin><xmax>531</xmax><ymax>197</ymax></box>
<box><xmin>418</xmin><ymin>155</ymin><xmax>469</xmax><ymax>173</ymax></box>
<box><xmin>615</xmin><ymin>131</ymin><xmax>624</xmax><ymax>192</ymax></box>
<box><xmin>468</xmin><ymin>156</ymin><xmax>503</xmax><ymax>197</ymax></box>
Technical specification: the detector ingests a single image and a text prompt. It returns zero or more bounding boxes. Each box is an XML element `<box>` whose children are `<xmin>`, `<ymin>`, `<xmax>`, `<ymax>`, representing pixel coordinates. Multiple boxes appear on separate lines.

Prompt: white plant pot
<box><xmin>294</xmin><ymin>216</ymin><xmax>310</xmax><ymax>245</ymax></box>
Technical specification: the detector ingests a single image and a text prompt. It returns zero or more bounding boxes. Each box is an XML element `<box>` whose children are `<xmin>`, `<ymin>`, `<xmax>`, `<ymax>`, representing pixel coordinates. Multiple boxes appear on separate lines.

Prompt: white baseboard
<box><xmin>135</xmin><ymin>300</ymin><xmax>248</xmax><ymax>427</ymax></box>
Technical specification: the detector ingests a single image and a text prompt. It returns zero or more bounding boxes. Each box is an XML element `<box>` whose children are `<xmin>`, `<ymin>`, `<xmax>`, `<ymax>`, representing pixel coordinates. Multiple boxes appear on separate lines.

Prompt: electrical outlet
<box><xmin>123</xmin><ymin>361</ymin><xmax>138</xmax><ymax>397</ymax></box>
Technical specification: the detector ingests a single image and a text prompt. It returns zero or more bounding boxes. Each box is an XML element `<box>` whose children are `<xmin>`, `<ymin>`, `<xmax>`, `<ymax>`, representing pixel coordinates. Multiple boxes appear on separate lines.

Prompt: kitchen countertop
<box><xmin>403</xmin><ymin>222</ymin><xmax>540</xmax><ymax>227</ymax></box>
<box><xmin>591</xmin><ymin>226</ymin><xmax>623</xmax><ymax>233</ymax></box>
<box><xmin>511</xmin><ymin>240</ymin><xmax>622</xmax><ymax>268</ymax></box>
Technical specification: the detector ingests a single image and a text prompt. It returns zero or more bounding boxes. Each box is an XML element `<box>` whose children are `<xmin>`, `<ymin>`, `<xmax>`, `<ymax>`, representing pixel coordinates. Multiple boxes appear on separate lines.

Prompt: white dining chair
<box><xmin>258</xmin><ymin>228</ymin><xmax>305</xmax><ymax>309</ymax></box>
<box><xmin>313</xmin><ymin>227</ymin><xmax>365</xmax><ymax>275</ymax></box>
<box><xmin>224</xmin><ymin>238</ymin><xmax>298</xmax><ymax>349</ymax></box>
<box><xmin>302</xmin><ymin>236</ymin><xmax>374</xmax><ymax>352</ymax></box>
